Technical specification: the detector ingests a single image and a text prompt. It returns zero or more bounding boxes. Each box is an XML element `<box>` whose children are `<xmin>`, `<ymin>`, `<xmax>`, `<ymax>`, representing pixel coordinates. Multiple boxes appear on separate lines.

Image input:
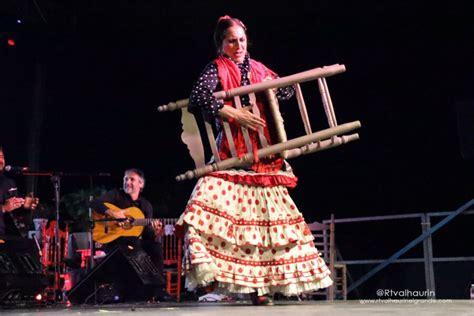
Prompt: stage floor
<box><xmin>1</xmin><ymin>300</ymin><xmax>473</xmax><ymax>316</ymax></box>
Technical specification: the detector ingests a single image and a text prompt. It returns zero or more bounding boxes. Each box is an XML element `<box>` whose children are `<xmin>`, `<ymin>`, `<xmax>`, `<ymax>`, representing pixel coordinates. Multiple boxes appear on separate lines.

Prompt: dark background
<box><xmin>1</xmin><ymin>0</ymin><xmax>473</xmax><ymax>298</ymax></box>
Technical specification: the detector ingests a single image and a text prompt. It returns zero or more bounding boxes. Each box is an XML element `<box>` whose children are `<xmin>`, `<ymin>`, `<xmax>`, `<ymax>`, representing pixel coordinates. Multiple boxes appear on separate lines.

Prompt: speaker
<box><xmin>456</xmin><ymin>100</ymin><xmax>474</xmax><ymax>160</ymax></box>
<box><xmin>0</xmin><ymin>236</ymin><xmax>49</xmax><ymax>306</ymax></box>
<box><xmin>66</xmin><ymin>244</ymin><xmax>163</xmax><ymax>304</ymax></box>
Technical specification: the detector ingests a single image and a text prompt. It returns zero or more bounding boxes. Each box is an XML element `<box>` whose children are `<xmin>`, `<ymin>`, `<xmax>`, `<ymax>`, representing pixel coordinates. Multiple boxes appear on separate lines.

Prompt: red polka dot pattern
<box><xmin>177</xmin><ymin>172</ymin><xmax>332</xmax><ymax>293</ymax></box>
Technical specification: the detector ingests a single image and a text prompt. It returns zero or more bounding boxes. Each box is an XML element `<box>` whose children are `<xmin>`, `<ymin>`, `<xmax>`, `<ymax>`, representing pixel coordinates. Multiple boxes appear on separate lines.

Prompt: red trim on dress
<box><xmin>188</xmin><ymin>200</ymin><xmax>304</xmax><ymax>226</ymax></box>
<box><xmin>208</xmin><ymin>171</ymin><xmax>298</xmax><ymax>188</ymax></box>
<box><xmin>188</xmin><ymin>237</ymin><xmax>321</xmax><ymax>267</ymax></box>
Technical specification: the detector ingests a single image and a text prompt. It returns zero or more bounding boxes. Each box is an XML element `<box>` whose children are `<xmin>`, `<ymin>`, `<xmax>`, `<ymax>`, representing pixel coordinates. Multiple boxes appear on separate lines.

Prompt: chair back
<box><xmin>156</xmin><ymin>218</ymin><xmax>183</xmax><ymax>302</ymax></box>
<box><xmin>307</xmin><ymin>214</ymin><xmax>347</xmax><ymax>300</ymax></box>
<box><xmin>307</xmin><ymin>221</ymin><xmax>330</xmax><ymax>263</ymax></box>
<box><xmin>41</xmin><ymin>220</ymin><xmax>69</xmax><ymax>271</ymax></box>
<box><xmin>157</xmin><ymin>218</ymin><xmax>182</xmax><ymax>265</ymax></box>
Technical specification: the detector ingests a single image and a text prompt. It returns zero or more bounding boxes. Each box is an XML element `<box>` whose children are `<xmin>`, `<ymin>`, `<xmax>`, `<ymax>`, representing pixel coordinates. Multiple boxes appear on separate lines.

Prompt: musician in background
<box><xmin>176</xmin><ymin>16</ymin><xmax>332</xmax><ymax>305</ymax></box>
<box><xmin>91</xmin><ymin>168</ymin><xmax>169</xmax><ymax>301</ymax></box>
<box><xmin>0</xmin><ymin>145</ymin><xmax>37</xmax><ymax>236</ymax></box>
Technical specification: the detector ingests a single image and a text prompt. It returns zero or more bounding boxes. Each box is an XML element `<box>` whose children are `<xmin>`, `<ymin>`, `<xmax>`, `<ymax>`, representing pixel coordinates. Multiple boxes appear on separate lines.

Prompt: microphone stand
<box><xmin>88</xmin><ymin>176</ymin><xmax>95</xmax><ymax>271</ymax></box>
<box><xmin>21</xmin><ymin>169</ymin><xmax>111</xmax><ymax>304</ymax></box>
<box><xmin>50</xmin><ymin>174</ymin><xmax>62</xmax><ymax>303</ymax></box>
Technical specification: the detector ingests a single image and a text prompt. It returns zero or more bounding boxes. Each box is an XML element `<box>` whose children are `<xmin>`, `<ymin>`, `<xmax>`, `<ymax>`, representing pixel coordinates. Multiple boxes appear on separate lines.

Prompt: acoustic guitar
<box><xmin>92</xmin><ymin>202</ymin><xmax>161</xmax><ymax>244</ymax></box>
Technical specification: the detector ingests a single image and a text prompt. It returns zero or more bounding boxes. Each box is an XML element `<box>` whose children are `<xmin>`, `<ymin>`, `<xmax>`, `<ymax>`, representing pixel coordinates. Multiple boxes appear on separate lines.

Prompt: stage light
<box><xmin>35</xmin><ymin>293</ymin><xmax>43</xmax><ymax>301</ymax></box>
<box><xmin>7</xmin><ymin>39</ymin><xmax>15</xmax><ymax>46</ymax></box>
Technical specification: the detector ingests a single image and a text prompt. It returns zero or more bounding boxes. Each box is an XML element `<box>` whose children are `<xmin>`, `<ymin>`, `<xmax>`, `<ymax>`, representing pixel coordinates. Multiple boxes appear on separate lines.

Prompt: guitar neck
<box><xmin>133</xmin><ymin>218</ymin><xmax>159</xmax><ymax>226</ymax></box>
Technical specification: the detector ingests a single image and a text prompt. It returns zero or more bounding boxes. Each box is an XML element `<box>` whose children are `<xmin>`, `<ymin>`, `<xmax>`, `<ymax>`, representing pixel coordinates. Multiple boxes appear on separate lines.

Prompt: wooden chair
<box><xmin>157</xmin><ymin>218</ymin><xmax>183</xmax><ymax>302</ymax></box>
<box><xmin>158</xmin><ymin>64</ymin><xmax>361</xmax><ymax>182</ymax></box>
<box><xmin>41</xmin><ymin>220</ymin><xmax>71</xmax><ymax>293</ymax></box>
<box><xmin>307</xmin><ymin>214</ymin><xmax>347</xmax><ymax>300</ymax></box>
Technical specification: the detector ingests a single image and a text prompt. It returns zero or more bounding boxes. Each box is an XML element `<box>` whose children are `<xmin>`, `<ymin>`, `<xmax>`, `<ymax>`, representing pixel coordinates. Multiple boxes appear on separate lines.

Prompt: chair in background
<box><xmin>64</xmin><ymin>232</ymin><xmax>89</xmax><ymax>290</ymax></box>
<box><xmin>157</xmin><ymin>218</ymin><xmax>183</xmax><ymax>302</ymax></box>
<box><xmin>307</xmin><ymin>214</ymin><xmax>347</xmax><ymax>300</ymax></box>
<box><xmin>41</xmin><ymin>220</ymin><xmax>71</xmax><ymax>295</ymax></box>
<box><xmin>65</xmin><ymin>232</ymin><xmax>106</xmax><ymax>289</ymax></box>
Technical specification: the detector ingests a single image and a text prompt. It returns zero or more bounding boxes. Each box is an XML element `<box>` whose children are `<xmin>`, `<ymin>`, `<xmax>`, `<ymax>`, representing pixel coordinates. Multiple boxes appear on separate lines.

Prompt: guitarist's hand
<box><xmin>2</xmin><ymin>197</ymin><xmax>25</xmax><ymax>213</ymax></box>
<box><xmin>105</xmin><ymin>209</ymin><xmax>127</xmax><ymax>227</ymax></box>
<box><xmin>151</xmin><ymin>220</ymin><xmax>163</xmax><ymax>235</ymax></box>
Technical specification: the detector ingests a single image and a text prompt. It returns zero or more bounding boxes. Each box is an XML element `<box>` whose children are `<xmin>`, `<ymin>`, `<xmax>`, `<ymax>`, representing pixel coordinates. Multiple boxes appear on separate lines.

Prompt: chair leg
<box><xmin>328</xmin><ymin>284</ymin><xmax>335</xmax><ymax>301</ymax></box>
<box><xmin>342</xmin><ymin>265</ymin><xmax>347</xmax><ymax>300</ymax></box>
<box><xmin>166</xmin><ymin>271</ymin><xmax>172</xmax><ymax>296</ymax></box>
<box><xmin>176</xmin><ymin>273</ymin><xmax>181</xmax><ymax>302</ymax></box>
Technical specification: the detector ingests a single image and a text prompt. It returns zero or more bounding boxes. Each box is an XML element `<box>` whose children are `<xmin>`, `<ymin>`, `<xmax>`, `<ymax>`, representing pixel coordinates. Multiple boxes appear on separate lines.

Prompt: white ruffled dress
<box><xmin>177</xmin><ymin>168</ymin><xmax>333</xmax><ymax>296</ymax></box>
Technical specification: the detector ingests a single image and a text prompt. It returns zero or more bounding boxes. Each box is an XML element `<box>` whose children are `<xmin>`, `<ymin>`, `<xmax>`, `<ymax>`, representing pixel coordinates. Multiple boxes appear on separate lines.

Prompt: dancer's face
<box><xmin>222</xmin><ymin>25</ymin><xmax>247</xmax><ymax>64</ymax></box>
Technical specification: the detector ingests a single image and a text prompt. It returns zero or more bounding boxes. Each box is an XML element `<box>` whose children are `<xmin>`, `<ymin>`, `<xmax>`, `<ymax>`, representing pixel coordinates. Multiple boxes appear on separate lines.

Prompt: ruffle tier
<box><xmin>177</xmin><ymin>171</ymin><xmax>333</xmax><ymax>296</ymax></box>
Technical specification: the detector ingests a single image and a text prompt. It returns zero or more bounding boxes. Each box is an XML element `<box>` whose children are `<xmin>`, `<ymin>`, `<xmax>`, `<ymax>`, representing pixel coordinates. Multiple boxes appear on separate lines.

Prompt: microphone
<box><xmin>4</xmin><ymin>165</ymin><xmax>30</xmax><ymax>173</ymax></box>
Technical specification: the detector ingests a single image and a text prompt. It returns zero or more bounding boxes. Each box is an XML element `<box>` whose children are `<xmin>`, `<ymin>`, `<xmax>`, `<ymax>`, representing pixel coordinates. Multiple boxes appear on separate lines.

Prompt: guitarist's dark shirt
<box><xmin>91</xmin><ymin>188</ymin><xmax>156</xmax><ymax>241</ymax></box>
<box><xmin>0</xmin><ymin>173</ymin><xmax>19</xmax><ymax>236</ymax></box>
<box><xmin>91</xmin><ymin>188</ymin><xmax>166</xmax><ymax>288</ymax></box>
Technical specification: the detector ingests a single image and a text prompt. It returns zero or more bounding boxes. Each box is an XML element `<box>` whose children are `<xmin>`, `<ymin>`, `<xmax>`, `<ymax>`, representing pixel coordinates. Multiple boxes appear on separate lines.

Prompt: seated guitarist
<box><xmin>0</xmin><ymin>145</ymin><xmax>38</xmax><ymax>237</ymax></box>
<box><xmin>90</xmin><ymin>168</ymin><xmax>170</xmax><ymax>301</ymax></box>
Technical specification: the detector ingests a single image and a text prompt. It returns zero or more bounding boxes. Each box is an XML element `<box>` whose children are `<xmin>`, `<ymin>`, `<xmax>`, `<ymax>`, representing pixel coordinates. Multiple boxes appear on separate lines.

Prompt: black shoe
<box><xmin>151</xmin><ymin>289</ymin><xmax>174</xmax><ymax>302</ymax></box>
<box><xmin>154</xmin><ymin>293</ymin><xmax>174</xmax><ymax>302</ymax></box>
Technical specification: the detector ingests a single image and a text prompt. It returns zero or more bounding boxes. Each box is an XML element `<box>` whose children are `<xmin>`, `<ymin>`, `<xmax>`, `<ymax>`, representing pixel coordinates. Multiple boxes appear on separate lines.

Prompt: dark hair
<box><xmin>213</xmin><ymin>15</ymin><xmax>247</xmax><ymax>54</ymax></box>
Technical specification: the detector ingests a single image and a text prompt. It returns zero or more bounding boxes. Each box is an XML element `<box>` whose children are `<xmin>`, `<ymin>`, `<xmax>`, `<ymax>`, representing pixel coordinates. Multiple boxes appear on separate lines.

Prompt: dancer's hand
<box><xmin>219</xmin><ymin>104</ymin><xmax>266</xmax><ymax>131</ymax></box>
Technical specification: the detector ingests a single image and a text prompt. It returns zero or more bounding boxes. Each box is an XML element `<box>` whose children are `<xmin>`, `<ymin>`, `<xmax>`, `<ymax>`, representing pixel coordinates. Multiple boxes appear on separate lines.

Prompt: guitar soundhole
<box><xmin>122</xmin><ymin>216</ymin><xmax>135</xmax><ymax>230</ymax></box>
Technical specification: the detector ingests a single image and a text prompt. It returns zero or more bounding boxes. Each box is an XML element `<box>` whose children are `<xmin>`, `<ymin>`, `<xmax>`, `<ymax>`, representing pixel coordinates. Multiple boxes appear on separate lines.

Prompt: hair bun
<box><xmin>217</xmin><ymin>15</ymin><xmax>246</xmax><ymax>31</ymax></box>
<box><xmin>218</xmin><ymin>15</ymin><xmax>232</xmax><ymax>22</ymax></box>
